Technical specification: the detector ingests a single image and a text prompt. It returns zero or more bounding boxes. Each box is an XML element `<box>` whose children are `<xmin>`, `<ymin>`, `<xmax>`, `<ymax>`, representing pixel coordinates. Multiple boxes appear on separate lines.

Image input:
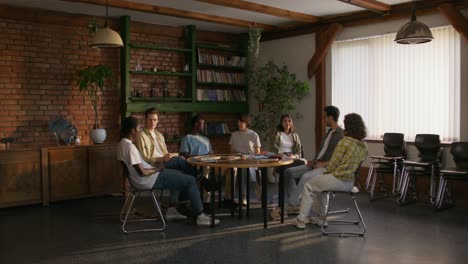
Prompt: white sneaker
<box><xmin>165</xmin><ymin>207</ymin><xmax>187</xmax><ymax>221</ymax></box>
<box><xmin>196</xmin><ymin>213</ymin><xmax>220</xmax><ymax>226</ymax></box>
<box><xmin>293</xmin><ymin>217</ymin><xmax>306</xmax><ymax>229</ymax></box>
<box><xmin>309</xmin><ymin>216</ymin><xmax>327</xmax><ymax>227</ymax></box>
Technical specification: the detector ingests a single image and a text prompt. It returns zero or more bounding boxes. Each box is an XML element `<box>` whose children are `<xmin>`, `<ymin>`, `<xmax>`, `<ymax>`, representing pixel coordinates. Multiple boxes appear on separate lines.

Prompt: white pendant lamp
<box><xmin>90</xmin><ymin>0</ymin><xmax>124</xmax><ymax>48</ymax></box>
<box><xmin>395</xmin><ymin>0</ymin><xmax>433</xmax><ymax>44</ymax></box>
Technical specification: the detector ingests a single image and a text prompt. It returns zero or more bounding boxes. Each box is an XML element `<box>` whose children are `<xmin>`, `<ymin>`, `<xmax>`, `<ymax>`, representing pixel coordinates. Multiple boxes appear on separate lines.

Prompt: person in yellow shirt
<box><xmin>294</xmin><ymin>113</ymin><xmax>368</xmax><ymax>229</ymax></box>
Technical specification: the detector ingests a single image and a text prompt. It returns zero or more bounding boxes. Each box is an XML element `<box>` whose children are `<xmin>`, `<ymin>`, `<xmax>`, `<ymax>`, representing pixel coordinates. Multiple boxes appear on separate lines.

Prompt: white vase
<box><xmin>90</xmin><ymin>128</ymin><xmax>106</xmax><ymax>144</ymax></box>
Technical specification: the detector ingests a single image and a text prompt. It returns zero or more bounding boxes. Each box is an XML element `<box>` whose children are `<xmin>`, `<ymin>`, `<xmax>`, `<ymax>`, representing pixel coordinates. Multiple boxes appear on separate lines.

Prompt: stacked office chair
<box><xmin>119</xmin><ymin>161</ymin><xmax>166</xmax><ymax>233</ymax></box>
<box><xmin>435</xmin><ymin>142</ymin><xmax>468</xmax><ymax>210</ymax></box>
<box><xmin>398</xmin><ymin>134</ymin><xmax>442</xmax><ymax>205</ymax></box>
<box><xmin>321</xmin><ymin>164</ymin><xmax>366</xmax><ymax>237</ymax></box>
<box><xmin>366</xmin><ymin>133</ymin><xmax>406</xmax><ymax>200</ymax></box>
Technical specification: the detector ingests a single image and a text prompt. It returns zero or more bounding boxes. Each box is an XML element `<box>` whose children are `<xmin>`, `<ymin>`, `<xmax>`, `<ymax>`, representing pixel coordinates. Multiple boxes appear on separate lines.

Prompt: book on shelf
<box><xmin>196</xmin><ymin>89</ymin><xmax>246</xmax><ymax>102</ymax></box>
<box><xmin>197</xmin><ymin>51</ymin><xmax>246</xmax><ymax>67</ymax></box>
<box><xmin>204</xmin><ymin>122</ymin><xmax>231</xmax><ymax>136</ymax></box>
<box><xmin>196</xmin><ymin>69</ymin><xmax>244</xmax><ymax>84</ymax></box>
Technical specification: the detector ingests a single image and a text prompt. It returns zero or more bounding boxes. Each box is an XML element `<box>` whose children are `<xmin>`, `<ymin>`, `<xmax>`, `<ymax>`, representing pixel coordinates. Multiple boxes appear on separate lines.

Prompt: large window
<box><xmin>331</xmin><ymin>26</ymin><xmax>460</xmax><ymax>141</ymax></box>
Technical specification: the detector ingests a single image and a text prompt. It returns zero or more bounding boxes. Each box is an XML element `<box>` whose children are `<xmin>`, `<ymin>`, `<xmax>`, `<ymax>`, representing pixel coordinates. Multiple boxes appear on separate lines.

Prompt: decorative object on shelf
<box><xmin>0</xmin><ymin>137</ymin><xmax>15</xmax><ymax>151</ymax></box>
<box><xmin>76</xmin><ymin>64</ymin><xmax>115</xmax><ymax>144</ymax></box>
<box><xmin>250</xmin><ymin>60</ymin><xmax>310</xmax><ymax>146</ymax></box>
<box><xmin>177</xmin><ymin>90</ymin><xmax>184</xmax><ymax>98</ymax></box>
<box><xmin>248</xmin><ymin>26</ymin><xmax>262</xmax><ymax>59</ymax></box>
<box><xmin>136</xmin><ymin>58</ymin><xmax>142</xmax><ymax>71</ymax></box>
<box><xmin>136</xmin><ymin>89</ymin><xmax>143</xmax><ymax>97</ymax></box>
<box><xmin>171</xmin><ymin>67</ymin><xmax>176</xmax><ymax>73</ymax></box>
<box><xmin>395</xmin><ymin>0</ymin><xmax>433</xmax><ymax>44</ymax></box>
<box><xmin>153</xmin><ymin>66</ymin><xmax>158</xmax><ymax>72</ymax></box>
<box><xmin>163</xmin><ymin>81</ymin><xmax>169</xmax><ymax>97</ymax></box>
<box><xmin>49</xmin><ymin>117</ymin><xmax>78</xmax><ymax>146</ymax></box>
<box><xmin>184</xmin><ymin>64</ymin><xmax>190</xmax><ymax>72</ymax></box>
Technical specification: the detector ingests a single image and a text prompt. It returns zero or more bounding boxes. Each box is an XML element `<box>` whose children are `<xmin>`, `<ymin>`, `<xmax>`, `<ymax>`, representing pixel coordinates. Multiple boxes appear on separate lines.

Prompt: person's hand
<box><xmin>163</xmin><ymin>153</ymin><xmax>171</xmax><ymax>162</ymax></box>
<box><xmin>306</xmin><ymin>160</ymin><xmax>315</xmax><ymax>169</ymax></box>
<box><xmin>154</xmin><ymin>162</ymin><xmax>165</xmax><ymax>172</ymax></box>
<box><xmin>315</xmin><ymin>161</ymin><xmax>327</xmax><ymax>168</ymax></box>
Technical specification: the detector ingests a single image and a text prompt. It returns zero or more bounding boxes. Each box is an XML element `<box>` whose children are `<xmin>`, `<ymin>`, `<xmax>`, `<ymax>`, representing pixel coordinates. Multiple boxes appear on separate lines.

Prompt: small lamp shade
<box><xmin>90</xmin><ymin>26</ymin><xmax>124</xmax><ymax>48</ymax></box>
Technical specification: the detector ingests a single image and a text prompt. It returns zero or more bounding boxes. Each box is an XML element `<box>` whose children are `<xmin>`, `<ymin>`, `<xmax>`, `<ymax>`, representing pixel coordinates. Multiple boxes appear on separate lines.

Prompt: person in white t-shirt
<box><xmin>117</xmin><ymin>116</ymin><xmax>219</xmax><ymax>227</ymax></box>
<box><xmin>274</xmin><ymin>106</ymin><xmax>343</xmax><ymax>220</ymax></box>
<box><xmin>223</xmin><ymin>114</ymin><xmax>262</xmax><ymax>208</ymax></box>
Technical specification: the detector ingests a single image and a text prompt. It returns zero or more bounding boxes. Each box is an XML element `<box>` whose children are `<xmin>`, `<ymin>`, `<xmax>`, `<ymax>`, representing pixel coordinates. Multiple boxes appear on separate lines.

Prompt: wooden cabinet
<box><xmin>0</xmin><ymin>150</ymin><xmax>42</xmax><ymax>208</ymax></box>
<box><xmin>88</xmin><ymin>145</ymin><xmax>121</xmax><ymax>194</ymax></box>
<box><xmin>42</xmin><ymin>144</ymin><xmax>122</xmax><ymax>205</ymax></box>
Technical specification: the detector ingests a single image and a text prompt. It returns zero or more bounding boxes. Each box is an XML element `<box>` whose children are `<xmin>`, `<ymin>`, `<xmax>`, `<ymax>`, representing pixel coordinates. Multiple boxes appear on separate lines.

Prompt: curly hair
<box><xmin>343</xmin><ymin>113</ymin><xmax>367</xmax><ymax>141</ymax></box>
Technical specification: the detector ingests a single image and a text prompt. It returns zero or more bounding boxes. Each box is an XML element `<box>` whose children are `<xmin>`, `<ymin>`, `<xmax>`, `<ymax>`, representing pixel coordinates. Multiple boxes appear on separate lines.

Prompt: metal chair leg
<box><xmin>121</xmin><ymin>191</ymin><xmax>166</xmax><ymax>233</ymax></box>
<box><xmin>322</xmin><ymin>191</ymin><xmax>365</xmax><ymax>237</ymax></box>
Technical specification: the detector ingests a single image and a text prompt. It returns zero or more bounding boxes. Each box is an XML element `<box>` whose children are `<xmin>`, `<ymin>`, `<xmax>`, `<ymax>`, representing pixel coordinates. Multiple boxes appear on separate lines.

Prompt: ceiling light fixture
<box><xmin>394</xmin><ymin>0</ymin><xmax>433</xmax><ymax>44</ymax></box>
<box><xmin>90</xmin><ymin>0</ymin><xmax>124</xmax><ymax>48</ymax></box>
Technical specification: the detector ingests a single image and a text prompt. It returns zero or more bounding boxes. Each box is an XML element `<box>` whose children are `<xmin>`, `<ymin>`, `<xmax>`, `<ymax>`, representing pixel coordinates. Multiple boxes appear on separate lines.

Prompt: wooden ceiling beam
<box><xmin>60</xmin><ymin>0</ymin><xmax>276</xmax><ymax>31</ymax></box>
<box><xmin>263</xmin><ymin>0</ymin><xmax>468</xmax><ymax>41</ymax></box>
<box><xmin>307</xmin><ymin>23</ymin><xmax>343</xmax><ymax>78</ymax></box>
<box><xmin>439</xmin><ymin>3</ymin><xmax>468</xmax><ymax>42</ymax></box>
<box><xmin>195</xmin><ymin>0</ymin><xmax>319</xmax><ymax>23</ymax></box>
<box><xmin>337</xmin><ymin>0</ymin><xmax>391</xmax><ymax>13</ymax></box>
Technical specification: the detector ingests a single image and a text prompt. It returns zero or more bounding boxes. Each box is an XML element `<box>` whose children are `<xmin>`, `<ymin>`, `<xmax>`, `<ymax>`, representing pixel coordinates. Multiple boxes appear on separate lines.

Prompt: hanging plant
<box><xmin>248</xmin><ymin>27</ymin><xmax>262</xmax><ymax>59</ymax></box>
<box><xmin>88</xmin><ymin>17</ymin><xmax>98</xmax><ymax>33</ymax></box>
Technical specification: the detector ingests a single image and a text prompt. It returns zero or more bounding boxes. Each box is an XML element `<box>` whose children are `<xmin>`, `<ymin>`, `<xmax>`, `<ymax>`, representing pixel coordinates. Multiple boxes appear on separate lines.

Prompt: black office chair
<box><xmin>321</xmin><ymin>164</ymin><xmax>366</xmax><ymax>237</ymax></box>
<box><xmin>366</xmin><ymin>133</ymin><xmax>406</xmax><ymax>200</ymax></box>
<box><xmin>119</xmin><ymin>161</ymin><xmax>166</xmax><ymax>233</ymax></box>
<box><xmin>435</xmin><ymin>142</ymin><xmax>468</xmax><ymax>210</ymax></box>
<box><xmin>398</xmin><ymin>134</ymin><xmax>442</xmax><ymax>205</ymax></box>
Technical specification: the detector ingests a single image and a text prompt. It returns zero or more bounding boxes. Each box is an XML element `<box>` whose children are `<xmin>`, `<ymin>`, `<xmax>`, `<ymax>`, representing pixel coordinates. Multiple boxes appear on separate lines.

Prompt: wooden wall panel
<box><xmin>88</xmin><ymin>145</ymin><xmax>121</xmax><ymax>194</ymax></box>
<box><xmin>0</xmin><ymin>150</ymin><xmax>41</xmax><ymax>207</ymax></box>
<box><xmin>48</xmin><ymin>148</ymin><xmax>88</xmax><ymax>201</ymax></box>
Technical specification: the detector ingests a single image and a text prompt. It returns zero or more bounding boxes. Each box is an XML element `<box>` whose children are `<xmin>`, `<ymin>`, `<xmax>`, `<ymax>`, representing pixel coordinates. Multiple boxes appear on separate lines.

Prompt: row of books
<box><xmin>196</xmin><ymin>69</ymin><xmax>244</xmax><ymax>84</ymax></box>
<box><xmin>204</xmin><ymin>122</ymin><xmax>231</xmax><ymax>136</ymax></box>
<box><xmin>196</xmin><ymin>89</ymin><xmax>246</xmax><ymax>102</ymax></box>
<box><xmin>198</xmin><ymin>51</ymin><xmax>246</xmax><ymax>67</ymax></box>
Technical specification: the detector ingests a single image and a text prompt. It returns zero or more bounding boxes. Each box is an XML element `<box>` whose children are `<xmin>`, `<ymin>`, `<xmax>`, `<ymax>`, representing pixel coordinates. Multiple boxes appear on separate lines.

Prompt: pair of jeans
<box><xmin>164</xmin><ymin>156</ymin><xmax>199</xmax><ymax>178</ymax></box>
<box><xmin>297</xmin><ymin>173</ymin><xmax>354</xmax><ymax>220</ymax></box>
<box><xmin>153</xmin><ymin>169</ymin><xmax>203</xmax><ymax>216</ymax></box>
<box><xmin>284</xmin><ymin>165</ymin><xmax>325</xmax><ymax>207</ymax></box>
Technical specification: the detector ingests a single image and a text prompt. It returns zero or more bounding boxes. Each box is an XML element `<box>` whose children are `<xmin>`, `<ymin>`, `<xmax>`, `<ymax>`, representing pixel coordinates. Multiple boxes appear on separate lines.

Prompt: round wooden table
<box><xmin>187</xmin><ymin>154</ymin><xmax>293</xmax><ymax>228</ymax></box>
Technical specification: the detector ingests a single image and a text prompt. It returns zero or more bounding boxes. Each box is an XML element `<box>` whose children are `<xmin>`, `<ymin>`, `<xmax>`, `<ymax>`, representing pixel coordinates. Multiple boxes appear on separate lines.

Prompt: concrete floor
<box><xmin>1</xmin><ymin>192</ymin><xmax>467</xmax><ymax>264</ymax></box>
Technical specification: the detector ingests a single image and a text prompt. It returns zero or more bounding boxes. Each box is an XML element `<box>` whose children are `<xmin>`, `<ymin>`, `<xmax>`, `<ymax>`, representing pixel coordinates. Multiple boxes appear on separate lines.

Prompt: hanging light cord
<box><xmin>411</xmin><ymin>0</ymin><xmax>416</xmax><ymax>22</ymax></box>
<box><xmin>104</xmin><ymin>0</ymin><xmax>109</xmax><ymax>27</ymax></box>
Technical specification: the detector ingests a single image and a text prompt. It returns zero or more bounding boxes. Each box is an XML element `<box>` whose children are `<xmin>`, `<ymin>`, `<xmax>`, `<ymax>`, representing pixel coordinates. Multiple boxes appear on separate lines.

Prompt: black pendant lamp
<box><xmin>394</xmin><ymin>1</ymin><xmax>433</xmax><ymax>44</ymax></box>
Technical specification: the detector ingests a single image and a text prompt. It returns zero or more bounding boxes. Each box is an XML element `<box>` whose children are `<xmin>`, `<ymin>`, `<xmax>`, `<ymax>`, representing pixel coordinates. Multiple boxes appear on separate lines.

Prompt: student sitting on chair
<box><xmin>224</xmin><ymin>114</ymin><xmax>261</xmax><ymax>208</ymax></box>
<box><xmin>135</xmin><ymin>108</ymin><xmax>199</xmax><ymax>220</ymax></box>
<box><xmin>117</xmin><ymin>116</ymin><xmax>219</xmax><ymax>227</ymax></box>
<box><xmin>293</xmin><ymin>113</ymin><xmax>367</xmax><ymax>229</ymax></box>
<box><xmin>273</xmin><ymin>106</ymin><xmax>343</xmax><ymax>220</ymax></box>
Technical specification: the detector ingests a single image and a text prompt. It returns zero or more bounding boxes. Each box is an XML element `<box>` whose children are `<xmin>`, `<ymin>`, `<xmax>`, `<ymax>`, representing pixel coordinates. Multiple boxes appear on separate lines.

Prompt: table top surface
<box><xmin>187</xmin><ymin>154</ymin><xmax>294</xmax><ymax>168</ymax></box>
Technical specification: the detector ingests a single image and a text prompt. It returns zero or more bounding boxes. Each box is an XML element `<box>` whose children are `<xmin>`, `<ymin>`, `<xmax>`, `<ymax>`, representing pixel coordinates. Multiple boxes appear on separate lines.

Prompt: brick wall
<box><xmin>0</xmin><ymin>17</ymin><xmax>120</xmax><ymax>150</ymax></box>
<box><xmin>0</xmin><ymin>5</ymin><xmax>241</xmax><ymax>153</ymax></box>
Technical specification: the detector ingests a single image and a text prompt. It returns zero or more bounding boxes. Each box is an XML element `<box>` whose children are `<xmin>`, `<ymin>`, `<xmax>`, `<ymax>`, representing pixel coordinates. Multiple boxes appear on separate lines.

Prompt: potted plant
<box><xmin>249</xmin><ymin>60</ymin><xmax>310</xmax><ymax>149</ymax></box>
<box><xmin>76</xmin><ymin>64</ymin><xmax>115</xmax><ymax>144</ymax></box>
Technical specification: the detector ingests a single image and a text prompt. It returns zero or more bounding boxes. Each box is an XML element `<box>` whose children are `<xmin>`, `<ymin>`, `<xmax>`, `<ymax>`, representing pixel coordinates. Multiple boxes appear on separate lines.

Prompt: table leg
<box><xmin>279</xmin><ymin>166</ymin><xmax>284</xmax><ymax>224</ymax></box>
<box><xmin>246</xmin><ymin>168</ymin><xmax>250</xmax><ymax>217</ymax></box>
<box><xmin>218</xmin><ymin>167</ymin><xmax>222</xmax><ymax>209</ymax></box>
<box><xmin>262</xmin><ymin>167</ymin><xmax>268</xmax><ymax>228</ymax></box>
<box><xmin>210</xmin><ymin>167</ymin><xmax>215</xmax><ymax>228</ymax></box>
<box><xmin>238</xmin><ymin>167</ymin><xmax>243</xmax><ymax>219</ymax></box>
<box><xmin>231</xmin><ymin>168</ymin><xmax>235</xmax><ymax>217</ymax></box>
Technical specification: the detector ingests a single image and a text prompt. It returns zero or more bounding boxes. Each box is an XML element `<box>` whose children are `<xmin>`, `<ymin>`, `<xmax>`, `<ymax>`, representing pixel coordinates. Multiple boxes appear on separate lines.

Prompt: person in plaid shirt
<box><xmin>294</xmin><ymin>113</ymin><xmax>368</xmax><ymax>229</ymax></box>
